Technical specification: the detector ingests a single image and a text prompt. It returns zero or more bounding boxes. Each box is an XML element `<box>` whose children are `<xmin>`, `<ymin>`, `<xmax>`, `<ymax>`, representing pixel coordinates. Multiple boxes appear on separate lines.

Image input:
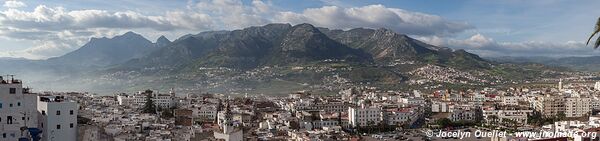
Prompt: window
<box><xmin>70</xmin><ymin>123</ymin><xmax>74</xmax><ymax>128</ymax></box>
<box><xmin>41</xmin><ymin>111</ymin><xmax>46</xmax><ymax>116</ymax></box>
<box><xmin>17</xmin><ymin>102</ymin><xmax>20</xmax><ymax>106</ymax></box>
<box><xmin>70</xmin><ymin>110</ymin><xmax>73</xmax><ymax>115</ymax></box>
<box><xmin>56</xmin><ymin>111</ymin><xmax>60</xmax><ymax>115</ymax></box>
<box><xmin>9</xmin><ymin>104</ymin><xmax>12</xmax><ymax>107</ymax></box>
<box><xmin>21</xmin><ymin>117</ymin><xmax>24</xmax><ymax>120</ymax></box>
<box><xmin>2</xmin><ymin>133</ymin><xmax>5</xmax><ymax>138</ymax></box>
<box><xmin>56</xmin><ymin>125</ymin><xmax>61</xmax><ymax>129</ymax></box>
<box><xmin>0</xmin><ymin>103</ymin><xmax>2</xmax><ymax>109</ymax></box>
<box><xmin>9</xmin><ymin>88</ymin><xmax>15</xmax><ymax>94</ymax></box>
<box><xmin>6</xmin><ymin>116</ymin><xmax>12</xmax><ymax>124</ymax></box>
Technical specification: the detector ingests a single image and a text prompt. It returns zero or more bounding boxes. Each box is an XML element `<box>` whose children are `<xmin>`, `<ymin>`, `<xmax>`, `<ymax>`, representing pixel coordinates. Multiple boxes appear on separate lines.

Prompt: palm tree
<box><xmin>587</xmin><ymin>17</ymin><xmax>600</xmax><ymax>48</ymax></box>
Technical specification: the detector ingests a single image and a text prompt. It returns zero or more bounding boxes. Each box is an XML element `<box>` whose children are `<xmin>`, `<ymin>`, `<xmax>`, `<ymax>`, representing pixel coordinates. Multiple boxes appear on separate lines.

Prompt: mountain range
<box><xmin>0</xmin><ymin>23</ymin><xmax>562</xmax><ymax>94</ymax></box>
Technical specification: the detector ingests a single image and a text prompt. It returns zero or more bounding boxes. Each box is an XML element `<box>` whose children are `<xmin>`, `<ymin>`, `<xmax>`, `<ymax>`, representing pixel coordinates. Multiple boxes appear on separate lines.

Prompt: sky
<box><xmin>0</xmin><ymin>0</ymin><xmax>599</xmax><ymax>59</ymax></box>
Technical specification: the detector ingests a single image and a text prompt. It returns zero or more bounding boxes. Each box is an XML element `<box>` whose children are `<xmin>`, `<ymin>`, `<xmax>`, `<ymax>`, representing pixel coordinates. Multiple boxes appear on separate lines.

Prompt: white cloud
<box><xmin>0</xmin><ymin>5</ymin><xmax>214</xmax><ymax>31</ymax></box>
<box><xmin>274</xmin><ymin>4</ymin><xmax>473</xmax><ymax>36</ymax></box>
<box><xmin>3</xmin><ymin>0</ymin><xmax>26</xmax><ymax>8</ymax></box>
<box><xmin>194</xmin><ymin>0</ymin><xmax>271</xmax><ymax>29</ymax></box>
<box><xmin>419</xmin><ymin>34</ymin><xmax>600</xmax><ymax>57</ymax></box>
<box><xmin>0</xmin><ymin>4</ymin><xmax>216</xmax><ymax>59</ymax></box>
<box><xmin>0</xmin><ymin>40</ymin><xmax>78</xmax><ymax>59</ymax></box>
<box><xmin>252</xmin><ymin>0</ymin><xmax>271</xmax><ymax>14</ymax></box>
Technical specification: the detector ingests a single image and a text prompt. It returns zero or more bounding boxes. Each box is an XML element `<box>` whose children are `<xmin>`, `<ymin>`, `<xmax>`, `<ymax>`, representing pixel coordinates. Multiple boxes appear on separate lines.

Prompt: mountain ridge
<box><xmin>1</xmin><ymin>23</ymin><xmax>560</xmax><ymax>94</ymax></box>
<box><xmin>45</xmin><ymin>31</ymin><xmax>157</xmax><ymax>67</ymax></box>
<box><xmin>111</xmin><ymin>23</ymin><xmax>488</xmax><ymax>71</ymax></box>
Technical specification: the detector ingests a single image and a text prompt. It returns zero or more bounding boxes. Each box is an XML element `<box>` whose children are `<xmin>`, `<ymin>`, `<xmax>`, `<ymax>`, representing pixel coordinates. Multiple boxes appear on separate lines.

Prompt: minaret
<box><xmin>222</xmin><ymin>102</ymin><xmax>233</xmax><ymax>133</ymax></box>
<box><xmin>558</xmin><ymin>78</ymin><xmax>563</xmax><ymax>91</ymax></box>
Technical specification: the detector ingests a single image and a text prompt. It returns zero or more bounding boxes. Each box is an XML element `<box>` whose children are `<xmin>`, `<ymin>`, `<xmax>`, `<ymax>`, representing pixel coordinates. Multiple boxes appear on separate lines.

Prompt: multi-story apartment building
<box><xmin>482</xmin><ymin>105</ymin><xmax>532</xmax><ymax>125</ymax></box>
<box><xmin>502</xmin><ymin>96</ymin><xmax>519</xmax><ymax>105</ymax></box>
<box><xmin>449</xmin><ymin>108</ymin><xmax>479</xmax><ymax>122</ymax></box>
<box><xmin>116</xmin><ymin>89</ymin><xmax>176</xmax><ymax>109</ymax></box>
<box><xmin>0</xmin><ymin>77</ymin><xmax>39</xmax><ymax>141</ymax></box>
<box><xmin>0</xmin><ymin>76</ymin><xmax>78</xmax><ymax>141</ymax></box>
<box><xmin>399</xmin><ymin>97</ymin><xmax>425</xmax><ymax>105</ymax></box>
<box><xmin>533</xmin><ymin>95</ymin><xmax>566</xmax><ymax>117</ymax></box>
<box><xmin>348</xmin><ymin>104</ymin><xmax>381</xmax><ymax>127</ymax></box>
<box><xmin>192</xmin><ymin>104</ymin><xmax>218</xmax><ymax>122</ymax></box>
<box><xmin>37</xmin><ymin>96</ymin><xmax>78</xmax><ymax>141</ymax></box>
<box><xmin>565</xmin><ymin>96</ymin><xmax>592</xmax><ymax>117</ymax></box>
<box><xmin>288</xmin><ymin>98</ymin><xmax>349</xmax><ymax>113</ymax></box>
<box><xmin>534</xmin><ymin>94</ymin><xmax>591</xmax><ymax>118</ymax></box>
<box><xmin>431</xmin><ymin>101</ymin><xmax>449</xmax><ymax>113</ymax></box>
<box><xmin>383</xmin><ymin>106</ymin><xmax>421</xmax><ymax>126</ymax></box>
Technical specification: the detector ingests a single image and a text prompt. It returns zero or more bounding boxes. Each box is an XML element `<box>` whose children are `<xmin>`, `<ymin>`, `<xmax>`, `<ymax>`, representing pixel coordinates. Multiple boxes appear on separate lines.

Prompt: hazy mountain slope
<box><xmin>45</xmin><ymin>32</ymin><xmax>156</xmax><ymax>67</ymax></box>
<box><xmin>488</xmin><ymin>56</ymin><xmax>600</xmax><ymax>71</ymax></box>
<box><xmin>320</xmin><ymin>27</ymin><xmax>491</xmax><ymax>69</ymax></box>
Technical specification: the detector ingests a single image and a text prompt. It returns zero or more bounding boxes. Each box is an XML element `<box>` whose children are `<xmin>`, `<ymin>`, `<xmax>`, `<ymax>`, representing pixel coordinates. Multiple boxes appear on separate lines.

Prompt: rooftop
<box><xmin>39</xmin><ymin>96</ymin><xmax>69</xmax><ymax>103</ymax></box>
<box><xmin>0</xmin><ymin>75</ymin><xmax>22</xmax><ymax>84</ymax></box>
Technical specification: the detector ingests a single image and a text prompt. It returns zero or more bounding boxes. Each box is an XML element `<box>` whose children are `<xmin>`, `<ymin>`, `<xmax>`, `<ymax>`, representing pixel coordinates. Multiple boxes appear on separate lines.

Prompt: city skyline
<box><xmin>4</xmin><ymin>1</ymin><xmax>600</xmax><ymax>141</ymax></box>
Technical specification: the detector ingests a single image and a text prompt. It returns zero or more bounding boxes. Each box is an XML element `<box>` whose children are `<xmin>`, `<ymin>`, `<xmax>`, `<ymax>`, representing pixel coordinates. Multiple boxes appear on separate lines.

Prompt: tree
<box><xmin>488</xmin><ymin>115</ymin><xmax>499</xmax><ymax>125</ymax></box>
<box><xmin>367</xmin><ymin>121</ymin><xmax>375</xmax><ymax>133</ymax></box>
<box><xmin>160</xmin><ymin>108</ymin><xmax>174</xmax><ymax>118</ymax></box>
<box><xmin>503</xmin><ymin>118</ymin><xmax>518</xmax><ymax>129</ymax></box>
<box><xmin>436</xmin><ymin>118</ymin><xmax>452</xmax><ymax>128</ymax></box>
<box><xmin>142</xmin><ymin>90</ymin><xmax>157</xmax><ymax>114</ymax></box>
<box><xmin>587</xmin><ymin>17</ymin><xmax>600</xmax><ymax>48</ymax></box>
<box><xmin>557</xmin><ymin>112</ymin><xmax>566</xmax><ymax>121</ymax></box>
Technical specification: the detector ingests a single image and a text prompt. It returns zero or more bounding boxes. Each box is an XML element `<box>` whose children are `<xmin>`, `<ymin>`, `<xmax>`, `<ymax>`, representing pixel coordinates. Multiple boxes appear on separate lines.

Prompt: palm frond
<box><xmin>595</xmin><ymin>35</ymin><xmax>600</xmax><ymax>49</ymax></box>
<box><xmin>587</xmin><ymin>17</ymin><xmax>600</xmax><ymax>46</ymax></box>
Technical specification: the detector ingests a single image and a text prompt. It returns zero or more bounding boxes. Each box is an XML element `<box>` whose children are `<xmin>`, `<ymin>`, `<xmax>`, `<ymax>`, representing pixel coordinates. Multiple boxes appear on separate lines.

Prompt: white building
<box><xmin>318</xmin><ymin>112</ymin><xmax>341</xmax><ymax>128</ymax></box>
<box><xmin>116</xmin><ymin>89</ymin><xmax>176</xmax><ymax>109</ymax></box>
<box><xmin>449</xmin><ymin>108</ymin><xmax>479</xmax><ymax>122</ymax></box>
<box><xmin>37</xmin><ymin>96</ymin><xmax>78</xmax><ymax>141</ymax></box>
<box><xmin>288</xmin><ymin>98</ymin><xmax>348</xmax><ymax>113</ymax></box>
<box><xmin>565</xmin><ymin>96</ymin><xmax>592</xmax><ymax>117</ymax></box>
<box><xmin>482</xmin><ymin>106</ymin><xmax>532</xmax><ymax>125</ymax></box>
<box><xmin>592</xmin><ymin>96</ymin><xmax>600</xmax><ymax>110</ymax></box>
<box><xmin>0</xmin><ymin>77</ymin><xmax>39</xmax><ymax>141</ymax></box>
<box><xmin>431</xmin><ymin>101</ymin><xmax>449</xmax><ymax>113</ymax></box>
<box><xmin>399</xmin><ymin>97</ymin><xmax>425</xmax><ymax>105</ymax></box>
<box><xmin>192</xmin><ymin>104</ymin><xmax>218</xmax><ymax>122</ymax></box>
<box><xmin>383</xmin><ymin>107</ymin><xmax>421</xmax><ymax>126</ymax></box>
<box><xmin>348</xmin><ymin>104</ymin><xmax>381</xmax><ymax>127</ymax></box>
<box><xmin>533</xmin><ymin>95</ymin><xmax>565</xmax><ymax>117</ymax></box>
<box><xmin>502</xmin><ymin>96</ymin><xmax>519</xmax><ymax>105</ymax></box>
<box><xmin>0</xmin><ymin>77</ymin><xmax>78</xmax><ymax>141</ymax></box>
<box><xmin>534</xmin><ymin>94</ymin><xmax>592</xmax><ymax>118</ymax></box>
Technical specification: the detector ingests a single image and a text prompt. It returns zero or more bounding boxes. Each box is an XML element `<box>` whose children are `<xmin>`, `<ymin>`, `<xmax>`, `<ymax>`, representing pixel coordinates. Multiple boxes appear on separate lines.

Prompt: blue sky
<box><xmin>1</xmin><ymin>0</ymin><xmax>599</xmax><ymax>59</ymax></box>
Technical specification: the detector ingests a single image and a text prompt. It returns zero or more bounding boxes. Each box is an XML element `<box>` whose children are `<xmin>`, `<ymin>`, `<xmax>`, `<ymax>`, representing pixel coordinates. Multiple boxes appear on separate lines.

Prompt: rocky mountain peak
<box><xmin>155</xmin><ymin>35</ymin><xmax>171</xmax><ymax>47</ymax></box>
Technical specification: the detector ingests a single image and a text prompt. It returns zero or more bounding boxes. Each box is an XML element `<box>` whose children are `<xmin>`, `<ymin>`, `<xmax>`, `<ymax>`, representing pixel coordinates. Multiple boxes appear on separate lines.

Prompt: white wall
<box><xmin>38</xmin><ymin>98</ymin><xmax>78</xmax><ymax>141</ymax></box>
